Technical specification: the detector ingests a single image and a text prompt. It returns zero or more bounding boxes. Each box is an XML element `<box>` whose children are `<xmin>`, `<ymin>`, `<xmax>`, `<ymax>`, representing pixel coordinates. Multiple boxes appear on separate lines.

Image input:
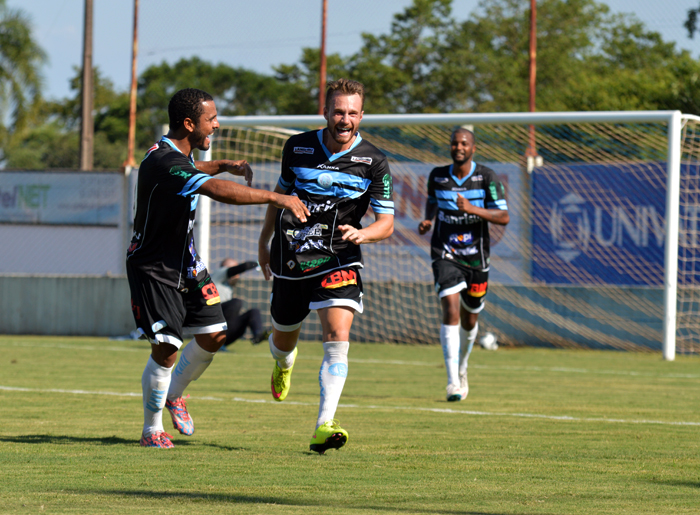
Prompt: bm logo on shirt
<box><xmin>322</xmin><ymin>269</ymin><xmax>357</xmax><ymax>289</ymax></box>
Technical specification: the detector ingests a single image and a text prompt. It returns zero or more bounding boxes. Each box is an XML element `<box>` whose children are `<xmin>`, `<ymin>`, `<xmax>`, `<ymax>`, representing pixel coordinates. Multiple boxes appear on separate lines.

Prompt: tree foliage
<box><xmin>0</xmin><ymin>0</ymin><xmax>46</xmax><ymax>142</ymax></box>
<box><xmin>5</xmin><ymin>0</ymin><xmax>700</xmax><ymax>170</ymax></box>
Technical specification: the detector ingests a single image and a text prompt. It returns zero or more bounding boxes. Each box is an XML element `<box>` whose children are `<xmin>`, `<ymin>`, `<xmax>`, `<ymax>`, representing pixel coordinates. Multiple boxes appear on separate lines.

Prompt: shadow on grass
<box><xmin>650</xmin><ymin>479</ymin><xmax>700</xmax><ymax>489</ymax></box>
<box><xmin>0</xmin><ymin>434</ymin><xmax>245</xmax><ymax>451</ymax></box>
<box><xmin>86</xmin><ymin>489</ymin><xmax>523</xmax><ymax>515</ymax></box>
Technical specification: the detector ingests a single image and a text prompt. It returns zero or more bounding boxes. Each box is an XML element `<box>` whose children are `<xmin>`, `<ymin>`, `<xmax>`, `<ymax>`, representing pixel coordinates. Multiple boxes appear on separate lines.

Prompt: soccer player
<box><xmin>418</xmin><ymin>128</ymin><xmax>509</xmax><ymax>402</ymax></box>
<box><xmin>126</xmin><ymin>88</ymin><xmax>309</xmax><ymax>448</ymax></box>
<box><xmin>257</xmin><ymin>78</ymin><xmax>394</xmax><ymax>454</ymax></box>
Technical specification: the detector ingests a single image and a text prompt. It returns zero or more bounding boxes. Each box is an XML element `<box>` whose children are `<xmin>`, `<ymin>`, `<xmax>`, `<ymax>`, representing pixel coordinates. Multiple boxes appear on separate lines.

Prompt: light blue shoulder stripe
<box><xmin>279</xmin><ymin>177</ymin><xmax>293</xmax><ymax>189</ymax></box>
<box><xmin>179</xmin><ymin>174</ymin><xmax>212</xmax><ymax>197</ymax></box>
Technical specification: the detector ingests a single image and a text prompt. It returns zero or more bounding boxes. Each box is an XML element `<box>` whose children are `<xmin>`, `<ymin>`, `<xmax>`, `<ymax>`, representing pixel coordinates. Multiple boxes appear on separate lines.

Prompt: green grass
<box><xmin>1</xmin><ymin>335</ymin><xmax>699</xmax><ymax>514</ymax></box>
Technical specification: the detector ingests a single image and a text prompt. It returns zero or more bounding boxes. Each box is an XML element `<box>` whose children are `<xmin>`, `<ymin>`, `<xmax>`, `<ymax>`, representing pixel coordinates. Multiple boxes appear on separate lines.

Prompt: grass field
<box><xmin>1</xmin><ymin>334</ymin><xmax>699</xmax><ymax>514</ymax></box>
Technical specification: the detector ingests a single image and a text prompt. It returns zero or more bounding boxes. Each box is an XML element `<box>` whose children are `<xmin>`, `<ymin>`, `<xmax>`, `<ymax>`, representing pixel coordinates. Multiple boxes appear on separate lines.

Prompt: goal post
<box><xmin>198</xmin><ymin>110</ymin><xmax>697</xmax><ymax>359</ymax></box>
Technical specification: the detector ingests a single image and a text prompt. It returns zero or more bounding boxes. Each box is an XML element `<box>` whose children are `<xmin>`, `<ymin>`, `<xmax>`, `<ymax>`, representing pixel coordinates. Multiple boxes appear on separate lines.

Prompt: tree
<box><xmin>0</xmin><ymin>0</ymin><xmax>46</xmax><ymax>144</ymax></box>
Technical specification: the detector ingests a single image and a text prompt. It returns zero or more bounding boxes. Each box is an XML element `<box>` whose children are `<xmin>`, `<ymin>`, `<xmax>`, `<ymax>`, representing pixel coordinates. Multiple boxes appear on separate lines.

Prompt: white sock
<box><xmin>142</xmin><ymin>356</ymin><xmax>173</xmax><ymax>436</ymax></box>
<box><xmin>459</xmin><ymin>322</ymin><xmax>478</xmax><ymax>377</ymax></box>
<box><xmin>269</xmin><ymin>333</ymin><xmax>297</xmax><ymax>370</ymax></box>
<box><xmin>440</xmin><ymin>324</ymin><xmax>461</xmax><ymax>386</ymax></box>
<box><xmin>316</xmin><ymin>341</ymin><xmax>349</xmax><ymax>429</ymax></box>
<box><xmin>167</xmin><ymin>339</ymin><xmax>215</xmax><ymax>401</ymax></box>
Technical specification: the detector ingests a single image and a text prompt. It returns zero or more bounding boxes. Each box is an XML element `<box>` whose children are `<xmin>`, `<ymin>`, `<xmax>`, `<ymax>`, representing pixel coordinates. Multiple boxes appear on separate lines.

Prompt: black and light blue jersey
<box><xmin>126</xmin><ymin>137</ymin><xmax>213</xmax><ymax>288</ymax></box>
<box><xmin>427</xmin><ymin>162</ymin><xmax>507</xmax><ymax>269</ymax></box>
<box><xmin>271</xmin><ymin>129</ymin><xmax>394</xmax><ymax>279</ymax></box>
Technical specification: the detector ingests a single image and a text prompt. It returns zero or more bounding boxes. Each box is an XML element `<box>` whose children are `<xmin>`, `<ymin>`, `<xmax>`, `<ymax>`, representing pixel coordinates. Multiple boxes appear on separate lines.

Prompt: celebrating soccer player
<box><xmin>258</xmin><ymin>78</ymin><xmax>394</xmax><ymax>454</ymax></box>
<box><xmin>127</xmin><ymin>88</ymin><xmax>309</xmax><ymax>448</ymax></box>
<box><xmin>418</xmin><ymin>128</ymin><xmax>509</xmax><ymax>402</ymax></box>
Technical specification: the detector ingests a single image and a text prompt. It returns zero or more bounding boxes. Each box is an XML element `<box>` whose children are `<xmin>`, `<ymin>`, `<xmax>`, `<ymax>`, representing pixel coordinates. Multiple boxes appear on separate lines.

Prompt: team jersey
<box><xmin>126</xmin><ymin>137</ymin><xmax>213</xmax><ymax>289</ymax></box>
<box><xmin>427</xmin><ymin>162</ymin><xmax>508</xmax><ymax>270</ymax></box>
<box><xmin>270</xmin><ymin>129</ymin><xmax>394</xmax><ymax>279</ymax></box>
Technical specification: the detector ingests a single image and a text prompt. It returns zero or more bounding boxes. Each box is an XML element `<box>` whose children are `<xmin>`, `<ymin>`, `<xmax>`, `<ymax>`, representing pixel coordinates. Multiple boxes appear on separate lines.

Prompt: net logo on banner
<box><xmin>532</xmin><ymin>163</ymin><xmax>666</xmax><ymax>286</ymax></box>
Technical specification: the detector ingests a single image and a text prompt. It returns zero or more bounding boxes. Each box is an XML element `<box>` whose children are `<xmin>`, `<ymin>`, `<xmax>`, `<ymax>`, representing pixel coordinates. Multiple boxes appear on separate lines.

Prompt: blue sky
<box><xmin>11</xmin><ymin>0</ymin><xmax>700</xmax><ymax>101</ymax></box>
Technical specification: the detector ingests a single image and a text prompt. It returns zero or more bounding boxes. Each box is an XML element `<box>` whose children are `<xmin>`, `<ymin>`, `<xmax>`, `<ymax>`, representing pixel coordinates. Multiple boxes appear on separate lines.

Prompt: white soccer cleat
<box><xmin>459</xmin><ymin>371</ymin><xmax>469</xmax><ymax>398</ymax></box>
<box><xmin>446</xmin><ymin>383</ymin><xmax>467</xmax><ymax>402</ymax></box>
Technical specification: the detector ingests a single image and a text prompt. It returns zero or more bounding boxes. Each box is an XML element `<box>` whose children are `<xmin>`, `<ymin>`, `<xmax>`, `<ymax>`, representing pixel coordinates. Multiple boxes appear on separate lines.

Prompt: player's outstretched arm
<box><xmin>195</xmin><ymin>159</ymin><xmax>253</xmax><ymax>186</ymax></box>
<box><xmin>456</xmin><ymin>193</ymin><xmax>510</xmax><ymax>226</ymax></box>
<box><xmin>198</xmin><ymin>179</ymin><xmax>309</xmax><ymax>222</ymax></box>
<box><xmin>257</xmin><ymin>184</ymin><xmax>288</xmax><ymax>280</ymax></box>
<box><xmin>338</xmin><ymin>212</ymin><xmax>394</xmax><ymax>245</ymax></box>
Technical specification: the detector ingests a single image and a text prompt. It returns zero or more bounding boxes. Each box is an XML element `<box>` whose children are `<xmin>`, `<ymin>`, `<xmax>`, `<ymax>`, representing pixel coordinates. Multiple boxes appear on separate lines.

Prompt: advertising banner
<box><xmin>532</xmin><ymin>162</ymin><xmax>666</xmax><ymax>286</ymax></box>
<box><xmin>0</xmin><ymin>171</ymin><xmax>122</xmax><ymax>226</ymax></box>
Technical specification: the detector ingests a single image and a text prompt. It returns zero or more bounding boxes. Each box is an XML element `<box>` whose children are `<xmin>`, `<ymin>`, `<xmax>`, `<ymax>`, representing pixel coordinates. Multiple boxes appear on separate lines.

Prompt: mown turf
<box><xmin>1</xmin><ymin>335</ymin><xmax>699</xmax><ymax>514</ymax></box>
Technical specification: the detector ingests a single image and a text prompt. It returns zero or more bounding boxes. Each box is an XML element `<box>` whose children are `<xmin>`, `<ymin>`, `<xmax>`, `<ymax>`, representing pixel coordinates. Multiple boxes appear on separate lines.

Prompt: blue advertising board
<box><xmin>532</xmin><ymin>162</ymin><xmax>666</xmax><ymax>286</ymax></box>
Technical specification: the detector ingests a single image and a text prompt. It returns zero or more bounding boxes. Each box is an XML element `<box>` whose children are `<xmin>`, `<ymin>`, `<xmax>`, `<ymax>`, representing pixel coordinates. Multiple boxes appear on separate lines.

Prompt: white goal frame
<box><xmin>201</xmin><ymin>110</ymin><xmax>688</xmax><ymax>360</ymax></box>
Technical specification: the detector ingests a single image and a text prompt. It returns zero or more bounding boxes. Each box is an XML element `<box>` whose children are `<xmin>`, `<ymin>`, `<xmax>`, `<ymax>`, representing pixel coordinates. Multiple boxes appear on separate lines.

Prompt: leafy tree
<box><xmin>5</xmin><ymin>67</ymin><xmax>129</xmax><ymax>170</ymax></box>
<box><xmin>0</xmin><ymin>0</ymin><xmax>46</xmax><ymax>147</ymax></box>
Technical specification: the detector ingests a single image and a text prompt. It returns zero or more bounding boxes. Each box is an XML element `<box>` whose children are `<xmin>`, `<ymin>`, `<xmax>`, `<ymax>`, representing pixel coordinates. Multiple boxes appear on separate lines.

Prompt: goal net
<box><xmin>201</xmin><ymin>112</ymin><xmax>699</xmax><ymax>357</ymax></box>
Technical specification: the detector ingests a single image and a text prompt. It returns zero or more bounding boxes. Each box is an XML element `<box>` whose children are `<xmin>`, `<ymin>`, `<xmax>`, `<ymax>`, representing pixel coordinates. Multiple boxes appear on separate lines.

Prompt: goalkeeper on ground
<box><xmin>418</xmin><ymin>127</ymin><xmax>509</xmax><ymax>402</ymax></box>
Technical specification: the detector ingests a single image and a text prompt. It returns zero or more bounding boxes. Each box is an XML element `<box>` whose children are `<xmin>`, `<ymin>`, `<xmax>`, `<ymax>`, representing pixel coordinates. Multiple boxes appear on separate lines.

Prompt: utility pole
<box><xmin>124</xmin><ymin>0</ymin><xmax>139</xmax><ymax>169</ymax></box>
<box><xmin>525</xmin><ymin>0</ymin><xmax>542</xmax><ymax>173</ymax></box>
<box><xmin>318</xmin><ymin>0</ymin><xmax>327</xmax><ymax>115</ymax></box>
<box><xmin>79</xmin><ymin>0</ymin><xmax>94</xmax><ymax>170</ymax></box>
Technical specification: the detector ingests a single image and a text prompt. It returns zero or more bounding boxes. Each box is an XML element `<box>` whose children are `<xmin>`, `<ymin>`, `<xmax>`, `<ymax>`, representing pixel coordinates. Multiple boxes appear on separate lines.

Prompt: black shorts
<box><xmin>432</xmin><ymin>259</ymin><xmax>489</xmax><ymax>314</ymax></box>
<box><xmin>270</xmin><ymin>267</ymin><xmax>364</xmax><ymax>329</ymax></box>
<box><xmin>126</xmin><ymin>262</ymin><xmax>227</xmax><ymax>348</ymax></box>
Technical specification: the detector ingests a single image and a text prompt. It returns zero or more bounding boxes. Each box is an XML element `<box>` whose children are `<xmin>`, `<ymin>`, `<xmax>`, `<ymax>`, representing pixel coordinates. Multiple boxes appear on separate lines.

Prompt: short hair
<box><xmin>325</xmin><ymin>78</ymin><xmax>365</xmax><ymax>110</ymax></box>
<box><xmin>168</xmin><ymin>88</ymin><xmax>214</xmax><ymax>130</ymax></box>
<box><xmin>451</xmin><ymin>127</ymin><xmax>476</xmax><ymax>144</ymax></box>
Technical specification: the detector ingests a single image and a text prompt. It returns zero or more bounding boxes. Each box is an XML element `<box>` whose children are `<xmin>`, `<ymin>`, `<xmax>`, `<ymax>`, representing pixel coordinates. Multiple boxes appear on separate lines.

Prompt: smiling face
<box><xmin>450</xmin><ymin>129</ymin><xmax>476</xmax><ymax>165</ymax></box>
<box><xmin>323</xmin><ymin>92</ymin><xmax>364</xmax><ymax>153</ymax></box>
<box><xmin>190</xmin><ymin>100</ymin><xmax>219</xmax><ymax>152</ymax></box>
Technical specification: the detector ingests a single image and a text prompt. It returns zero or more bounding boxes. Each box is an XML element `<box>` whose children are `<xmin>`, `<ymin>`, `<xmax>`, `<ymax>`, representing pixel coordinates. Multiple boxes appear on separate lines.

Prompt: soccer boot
<box><xmin>165</xmin><ymin>395</ymin><xmax>194</xmax><ymax>435</ymax></box>
<box><xmin>140</xmin><ymin>431</ymin><xmax>174</xmax><ymax>448</ymax></box>
<box><xmin>271</xmin><ymin>347</ymin><xmax>298</xmax><ymax>402</ymax></box>
<box><xmin>446</xmin><ymin>383</ymin><xmax>467</xmax><ymax>402</ymax></box>
<box><xmin>310</xmin><ymin>419</ymin><xmax>348</xmax><ymax>454</ymax></box>
<box><xmin>459</xmin><ymin>370</ymin><xmax>469</xmax><ymax>399</ymax></box>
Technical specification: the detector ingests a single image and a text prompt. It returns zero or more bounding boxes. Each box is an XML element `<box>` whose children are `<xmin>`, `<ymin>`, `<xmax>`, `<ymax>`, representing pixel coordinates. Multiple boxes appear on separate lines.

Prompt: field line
<box><xmin>2</xmin><ymin>385</ymin><xmax>699</xmax><ymax>427</ymax></box>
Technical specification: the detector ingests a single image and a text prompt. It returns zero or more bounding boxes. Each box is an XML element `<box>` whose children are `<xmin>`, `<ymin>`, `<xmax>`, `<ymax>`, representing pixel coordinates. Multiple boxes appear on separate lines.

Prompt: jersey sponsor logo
<box><xmin>318</xmin><ymin>173</ymin><xmax>334</xmax><ymax>188</ymax></box>
<box><xmin>317</xmin><ymin>164</ymin><xmax>339</xmax><ymax>170</ymax></box>
<box><xmin>201</xmin><ymin>281</ymin><xmax>221</xmax><ymax>305</ymax></box>
<box><xmin>287</xmin><ymin>260</ymin><xmax>296</xmax><ymax>269</ymax></box>
<box><xmin>468</xmin><ymin>281</ymin><xmax>488</xmax><ymax>298</ymax></box>
<box><xmin>351</xmin><ymin>156</ymin><xmax>372</xmax><ymax>165</ymax></box>
<box><xmin>321</xmin><ymin>268</ymin><xmax>357</xmax><ymax>289</ymax></box>
<box><xmin>444</xmin><ymin>244</ymin><xmax>478</xmax><ymax>256</ymax></box>
<box><xmin>187</xmin><ymin>260</ymin><xmax>207</xmax><ymax>279</ymax></box>
<box><xmin>169</xmin><ymin>166</ymin><xmax>193</xmax><ymax>179</ymax></box>
<box><xmin>287</xmin><ymin>223</ymin><xmax>328</xmax><ymax>241</ymax></box>
<box><xmin>471</xmin><ymin>175</ymin><xmax>483</xmax><ymax>181</ymax></box>
<box><xmin>382</xmin><ymin>174</ymin><xmax>392</xmax><ymax>199</ymax></box>
<box><xmin>448</xmin><ymin>232</ymin><xmax>473</xmax><ymax>247</ymax></box>
<box><xmin>291</xmin><ymin>238</ymin><xmax>327</xmax><ymax>254</ymax></box>
<box><xmin>301</xmin><ymin>199</ymin><xmax>336</xmax><ymax>213</ymax></box>
<box><xmin>438</xmin><ymin>211</ymin><xmax>470</xmax><ymax>224</ymax></box>
<box><xmin>299</xmin><ymin>256</ymin><xmax>332</xmax><ymax>272</ymax></box>
<box><xmin>294</xmin><ymin>147</ymin><xmax>314</xmax><ymax>154</ymax></box>
<box><xmin>435</xmin><ymin>177</ymin><xmax>449</xmax><ymax>183</ymax></box>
